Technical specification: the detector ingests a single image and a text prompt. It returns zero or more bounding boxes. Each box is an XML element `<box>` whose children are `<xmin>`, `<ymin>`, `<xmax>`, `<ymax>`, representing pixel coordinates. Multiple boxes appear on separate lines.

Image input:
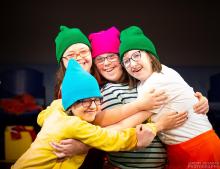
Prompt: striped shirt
<box><xmin>101</xmin><ymin>83</ymin><xmax>167</xmax><ymax>169</ymax></box>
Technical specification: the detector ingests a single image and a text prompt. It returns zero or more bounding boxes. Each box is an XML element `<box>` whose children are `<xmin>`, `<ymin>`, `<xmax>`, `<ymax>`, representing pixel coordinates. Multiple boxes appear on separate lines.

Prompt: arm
<box><xmin>94</xmin><ymin>89</ymin><xmax>167</xmax><ymax>126</ymax></box>
<box><xmin>65</xmin><ymin>117</ymin><xmax>138</xmax><ymax>152</ymax></box>
<box><xmin>193</xmin><ymin>92</ymin><xmax>209</xmax><ymax>114</ymax></box>
<box><xmin>50</xmin><ymin>139</ymin><xmax>90</xmax><ymax>159</ymax></box>
<box><xmin>106</xmin><ymin>111</ymin><xmax>188</xmax><ymax>132</ymax></box>
<box><xmin>51</xmin><ymin>110</ymin><xmax>188</xmax><ymax>158</ymax></box>
<box><xmin>37</xmin><ymin>99</ymin><xmax>63</xmax><ymax>127</ymax></box>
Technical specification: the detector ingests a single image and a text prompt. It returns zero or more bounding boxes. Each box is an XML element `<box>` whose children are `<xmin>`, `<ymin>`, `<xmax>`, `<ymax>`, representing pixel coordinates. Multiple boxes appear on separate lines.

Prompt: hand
<box><xmin>154</xmin><ymin>111</ymin><xmax>188</xmax><ymax>132</ymax></box>
<box><xmin>136</xmin><ymin>124</ymin><xmax>155</xmax><ymax>149</ymax></box>
<box><xmin>136</xmin><ymin>88</ymin><xmax>167</xmax><ymax>111</ymax></box>
<box><xmin>193</xmin><ymin>92</ymin><xmax>209</xmax><ymax>114</ymax></box>
<box><xmin>50</xmin><ymin>139</ymin><xmax>90</xmax><ymax>159</ymax></box>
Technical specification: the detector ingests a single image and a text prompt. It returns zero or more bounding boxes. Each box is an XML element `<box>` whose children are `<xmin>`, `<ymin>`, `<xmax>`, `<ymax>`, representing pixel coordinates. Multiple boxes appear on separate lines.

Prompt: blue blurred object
<box><xmin>208</xmin><ymin>73</ymin><xmax>220</xmax><ymax>102</ymax></box>
<box><xmin>0</xmin><ymin>68</ymin><xmax>45</xmax><ymax>100</ymax></box>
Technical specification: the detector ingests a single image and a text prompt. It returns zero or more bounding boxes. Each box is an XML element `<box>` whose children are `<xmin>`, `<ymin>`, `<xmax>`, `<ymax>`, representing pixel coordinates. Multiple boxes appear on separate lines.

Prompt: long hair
<box><xmin>54</xmin><ymin>60</ymin><xmax>66</xmax><ymax>99</ymax></box>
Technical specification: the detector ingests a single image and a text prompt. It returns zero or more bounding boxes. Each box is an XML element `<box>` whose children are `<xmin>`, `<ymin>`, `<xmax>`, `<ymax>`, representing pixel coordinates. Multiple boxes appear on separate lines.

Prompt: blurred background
<box><xmin>0</xmin><ymin>0</ymin><xmax>220</xmax><ymax>168</ymax></box>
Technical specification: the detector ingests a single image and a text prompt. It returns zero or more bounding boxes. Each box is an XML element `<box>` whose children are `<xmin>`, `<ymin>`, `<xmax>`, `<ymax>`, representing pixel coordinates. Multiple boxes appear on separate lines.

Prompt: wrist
<box><xmin>133</xmin><ymin>99</ymin><xmax>143</xmax><ymax>112</ymax></box>
<box><xmin>146</xmin><ymin>123</ymin><xmax>157</xmax><ymax>135</ymax></box>
<box><xmin>154</xmin><ymin>121</ymin><xmax>163</xmax><ymax>133</ymax></box>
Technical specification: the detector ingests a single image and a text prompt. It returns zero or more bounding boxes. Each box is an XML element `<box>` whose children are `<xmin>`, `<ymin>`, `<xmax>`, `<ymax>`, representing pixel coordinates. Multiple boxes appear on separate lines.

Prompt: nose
<box><xmin>130</xmin><ymin>58</ymin><xmax>137</xmax><ymax>67</ymax></box>
<box><xmin>75</xmin><ymin>53</ymin><xmax>82</xmax><ymax>60</ymax></box>
<box><xmin>89</xmin><ymin>101</ymin><xmax>97</xmax><ymax>109</ymax></box>
<box><xmin>103</xmin><ymin>57</ymin><xmax>111</xmax><ymax>66</ymax></box>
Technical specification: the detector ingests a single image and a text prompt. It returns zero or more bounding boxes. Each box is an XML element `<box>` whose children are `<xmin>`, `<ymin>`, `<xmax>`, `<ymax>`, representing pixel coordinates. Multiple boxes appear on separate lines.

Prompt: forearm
<box><xmin>94</xmin><ymin>100</ymin><xmax>143</xmax><ymax>126</ymax></box>
<box><xmin>105</xmin><ymin>111</ymin><xmax>152</xmax><ymax>130</ymax></box>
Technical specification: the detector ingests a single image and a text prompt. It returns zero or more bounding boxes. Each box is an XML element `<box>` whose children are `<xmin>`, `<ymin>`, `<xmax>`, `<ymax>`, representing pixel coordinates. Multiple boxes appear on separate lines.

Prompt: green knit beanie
<box><xmin>119</xmin><ymin>26</ymin><xmax>159</xmax><ymax>61</ymax></box>
<box><xmin>55</xmin><ymin>25</ymin><xmax>91</xmax><ymax>64</ymax></box>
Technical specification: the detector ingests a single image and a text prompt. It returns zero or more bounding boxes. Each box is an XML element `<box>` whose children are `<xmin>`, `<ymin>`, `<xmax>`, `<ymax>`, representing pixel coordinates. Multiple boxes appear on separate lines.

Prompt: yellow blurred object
<box><xmin>4</xmin><ymin>126</ymin><xmax>35</xmax><ymax>161</ymax></box>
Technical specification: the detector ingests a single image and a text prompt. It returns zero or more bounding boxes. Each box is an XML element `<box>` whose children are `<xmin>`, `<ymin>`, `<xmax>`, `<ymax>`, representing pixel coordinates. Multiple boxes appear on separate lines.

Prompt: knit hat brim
<box><xmin>119</xmin><ymin>26</ymin><xmax>159</xmax><ymax>61</ymax></box>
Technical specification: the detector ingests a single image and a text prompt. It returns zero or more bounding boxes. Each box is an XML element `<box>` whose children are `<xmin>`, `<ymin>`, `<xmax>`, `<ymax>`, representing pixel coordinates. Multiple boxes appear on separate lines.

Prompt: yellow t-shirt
<box><xmin>12</xmin><ymin>99</ymin><xmax>137</xmax><ymax>169</ymax></box>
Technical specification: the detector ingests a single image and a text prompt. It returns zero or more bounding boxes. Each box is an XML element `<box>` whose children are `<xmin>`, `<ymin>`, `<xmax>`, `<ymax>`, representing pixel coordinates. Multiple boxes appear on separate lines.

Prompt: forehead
<box><xmin>66</xmin><ymin>43</ymin><xmax>89</xmax><ymax>52</ymax></box>
<box><xmin>96</xmin><ymin>53</ymin><xmax>116</xmax><ymax>58</ymax></box>
<box><xmin>124</xmin><ymin>50</ymin><xmax>139</xmax><ymax>58</ymax></box>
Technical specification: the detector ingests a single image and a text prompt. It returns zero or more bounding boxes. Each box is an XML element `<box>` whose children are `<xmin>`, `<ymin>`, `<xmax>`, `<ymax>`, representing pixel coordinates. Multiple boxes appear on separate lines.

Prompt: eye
<box><xmin>123</xmin><ymin>59</ymin><xmax>130</xmax><ymax>65</ymax></box>
<box><xmin>132</xmin><ymin>52</ymin><xmax>141</xmax><ymax>59</ymax></box>
<box><xmin>80</xmin><ymin>50</ymin><xmax>89</xmax><ymax>55</ymax></box>
<box><xmin>95</xmin><ymin>57</ymin><xmax>105</xmax><ymax>63</ymax></box>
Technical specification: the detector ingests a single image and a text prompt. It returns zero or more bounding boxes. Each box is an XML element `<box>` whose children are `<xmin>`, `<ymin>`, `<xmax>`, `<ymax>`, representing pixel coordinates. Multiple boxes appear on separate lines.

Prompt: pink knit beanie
<box><xmin>89</xmin><ymin>26</ymin><xmax>120</xmax><ymax>58</ymax></box>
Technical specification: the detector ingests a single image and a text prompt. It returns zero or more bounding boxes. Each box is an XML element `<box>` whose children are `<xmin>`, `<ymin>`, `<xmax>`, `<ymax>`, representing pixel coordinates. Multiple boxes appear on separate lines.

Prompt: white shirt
<box><xmin>138</xmin><ymin>65</ymin><xmax>212</xmax><ymax>144</ymax></box>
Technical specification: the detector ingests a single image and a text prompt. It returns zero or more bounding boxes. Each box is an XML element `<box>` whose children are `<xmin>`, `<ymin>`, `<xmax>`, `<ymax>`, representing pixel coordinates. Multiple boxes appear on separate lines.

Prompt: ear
<box><xmin>67</xmin><ymin>106</ymin><xmax>75</xmax><ymax>116</ymax></box>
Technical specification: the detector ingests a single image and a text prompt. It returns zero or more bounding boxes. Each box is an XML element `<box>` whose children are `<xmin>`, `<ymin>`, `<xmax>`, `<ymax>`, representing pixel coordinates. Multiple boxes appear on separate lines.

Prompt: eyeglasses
<box><xmin>63</xmin><ymin>49</ymin><xmax>91</xmax><ymax>61</ymax></box>
<box><xmin>94</xmin><ymin>54</ymin><xmax>119</xmax><ymax>65</ymax></box>
<box><xmin>78</xmin><ymin>98</ymin><xmax>102</xmax><ymax>108</ymax></box>
<box><xmin>122</xmin><ymin>51</ymin><xmax>142</xmax><ymax>68</ymax></box>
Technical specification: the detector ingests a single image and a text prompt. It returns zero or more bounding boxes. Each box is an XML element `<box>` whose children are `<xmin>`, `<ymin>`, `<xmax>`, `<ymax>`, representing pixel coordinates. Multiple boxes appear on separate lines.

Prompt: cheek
<box><xmin>63</xmin><ymin>60</ymin><xmax>68</xmax><ymax>68</ymax></box>
<box><xmin>125</xmin><ymin>67</ymin><xmax>132</xmax><ymax>75</ymax></box>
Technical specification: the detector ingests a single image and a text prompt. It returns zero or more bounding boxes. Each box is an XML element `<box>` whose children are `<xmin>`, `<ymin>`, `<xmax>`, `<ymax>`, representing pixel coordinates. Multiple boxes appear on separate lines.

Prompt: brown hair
<box><xmin>149</xmin><ymin>53</ymin><xmax>162</xmax><ymax>73</ymax></box>
<box><xmin>54</xmin><ymin>60</ymin><xmax>66</xmax><ymax>99</ymax></box>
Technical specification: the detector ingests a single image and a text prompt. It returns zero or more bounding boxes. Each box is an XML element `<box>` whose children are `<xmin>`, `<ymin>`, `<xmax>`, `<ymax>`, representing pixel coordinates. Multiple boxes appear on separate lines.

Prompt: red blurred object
<box><xmin>10</xmin><ymin>125</ymin><xmax>36</xmax><ymax>141</ymax></box>
<box><xmin>0</xmin><ymin>93</ymin><xmax>42</xmax><ymax>115</ymax></box>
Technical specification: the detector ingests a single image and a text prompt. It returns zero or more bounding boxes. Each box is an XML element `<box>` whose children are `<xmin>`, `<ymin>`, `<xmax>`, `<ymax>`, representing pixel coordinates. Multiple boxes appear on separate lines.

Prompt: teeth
<box><xmin>132</xmin><ymin>67</ymin><xmax>141</xmax><ymax>72</ymax></box>
<box><xmin>105</xmin><ymin>68</ymin><xmax>114</xmax><ymax>72</ymax></box>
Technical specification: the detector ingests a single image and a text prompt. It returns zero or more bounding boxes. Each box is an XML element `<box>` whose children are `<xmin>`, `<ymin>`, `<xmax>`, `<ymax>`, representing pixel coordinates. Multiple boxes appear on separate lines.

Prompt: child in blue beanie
<box><xmin>12</xmin><ymin>59</ymin><xmax>158</xmax><ymax>169</ymax></box>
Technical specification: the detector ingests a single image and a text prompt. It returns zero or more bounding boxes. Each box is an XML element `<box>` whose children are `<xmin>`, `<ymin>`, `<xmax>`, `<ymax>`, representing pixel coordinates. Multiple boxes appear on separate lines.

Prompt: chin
<box><xmin>86</xmin><ymin>116</ymin><xmax>96</xmax><ymax>122</ymax></box>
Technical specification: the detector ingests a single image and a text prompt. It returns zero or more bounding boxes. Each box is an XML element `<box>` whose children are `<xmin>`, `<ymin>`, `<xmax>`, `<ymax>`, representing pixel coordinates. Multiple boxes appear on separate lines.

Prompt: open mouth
<box><xmin>104</xmin><ymin>66</ymin><xmax>115</xmax><ymax>72</ymax></box>
<box><xmin>131</xmin><ymin>66</ymin><xmax>142</xmax><ymax>73</ymax></box>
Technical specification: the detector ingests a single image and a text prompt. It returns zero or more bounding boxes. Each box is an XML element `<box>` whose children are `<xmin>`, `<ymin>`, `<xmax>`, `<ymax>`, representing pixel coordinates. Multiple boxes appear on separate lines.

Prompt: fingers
<box><xmin>174</xmin><ymin>117</ymin><xmax>187</xmax><ymax>128</ymax></box>
<box><xmin>155</xmin><ymin>95</ymin><xmax>168</xmax><ymax>102</ymax></box>
<box><xmin>50</xmin><ymin>142</ymin><xmax>64</xmax><ymax>151</ymax></box>
<box><xmin>154</xmin><ymin>90</ymin><xmax>166</xmax><ymax>97</ymax></box>
<box><xmin>194</xmin><ymin>104</ymin><xmax>209</xmax><ymax>114</ymax></box>
<box><xmin>60</xmin><ymin>139</ymin><xmax>75</xmax><ymax>145</ymax></box>
<box><xmin>193</xmin><ymin>97</ymin><xmax>209</xmax><ymax>114</ymax></box>
<box><xmin>172</xmin><ymin>112</ymin><xmax>188</xmax><ymax>128</ymax></box>
<box><xmin>194</xmin><ymin>92</ymin><xmax>202</xmax><ymax>99</ymax></box>
<box><xmin>174</xmin><ymin>111</ymin><xmax>188</xmax><ymax>119</ymax></box>
<box><xmin>53</xmin><ymin>151</ymin><xmax>66</xmax><ymax>159</ymax></box>
<box><xmin>148</xmin><ymin>88</ymin><xmax>155</xmax><ymax>93</ymax></box>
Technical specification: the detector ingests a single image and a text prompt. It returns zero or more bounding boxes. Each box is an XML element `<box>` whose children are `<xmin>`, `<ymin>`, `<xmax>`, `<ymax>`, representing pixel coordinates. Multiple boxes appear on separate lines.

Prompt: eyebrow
<box><xmin>66</xmin><ymin>48</ymin><xmax>89</xmax><ymax>54</ymax></box>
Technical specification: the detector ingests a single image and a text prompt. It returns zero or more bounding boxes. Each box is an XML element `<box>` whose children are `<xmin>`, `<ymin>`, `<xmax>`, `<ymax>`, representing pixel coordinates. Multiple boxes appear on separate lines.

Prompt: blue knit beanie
<box><xmin>62</xmin><ymin>59</ymin><xmax>102</xmax><ymax>110</ymax></box>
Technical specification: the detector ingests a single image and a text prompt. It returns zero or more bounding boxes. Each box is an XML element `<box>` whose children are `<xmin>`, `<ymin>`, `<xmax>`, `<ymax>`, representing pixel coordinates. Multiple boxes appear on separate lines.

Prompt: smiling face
<box><xmin>62</xmin><ymin>43</ymin><xmax>92</xmax><ymax>73</ymax></box>
<box><xmin>123</xmin><ymin>50</ymin><xmax>153</xmax><ymax>82</ymax></box>
<box><xmin>69</xmin><ymin>98</ymin><xmax>102</xmax><ymax>122</ymax></box>
<box><xmin>94</xmin><ymin>53</ymin><xmax>123</xmax><ymax>82</ymax></box>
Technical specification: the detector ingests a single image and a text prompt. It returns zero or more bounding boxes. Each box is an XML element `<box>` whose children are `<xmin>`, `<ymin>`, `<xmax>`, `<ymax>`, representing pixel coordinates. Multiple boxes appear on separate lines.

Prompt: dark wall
<box><xmin>1</xmin><ymin>1</ymin><xmax>220</xmax><ymax>66</ymax></box>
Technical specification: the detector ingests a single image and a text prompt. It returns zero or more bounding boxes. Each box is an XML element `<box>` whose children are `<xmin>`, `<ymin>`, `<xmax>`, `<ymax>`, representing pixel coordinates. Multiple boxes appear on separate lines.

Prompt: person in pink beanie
<box><xmin>51</xmin><ymin>26</ymin><xmax>210</xmax><ymax>169</ymax></box>
<box><xmin>89</xmin><ymin>26</ymin><xmax>120</xmax><ymax>58</ymax></box>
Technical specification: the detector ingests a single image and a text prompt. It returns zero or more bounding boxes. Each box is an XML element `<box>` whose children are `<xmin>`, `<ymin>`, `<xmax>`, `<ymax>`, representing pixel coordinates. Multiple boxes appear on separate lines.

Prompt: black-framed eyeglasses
<box><xmin>63</xmin><ymin>49</ymin><xmax>91</xmax><ymax>61</ymax></box>
<box><xmin>94</xmin><ymin>54</ymin><xmax>119</xmax><ymax>65</ymax></box>
<box><xmin>122</xmin><ymin>51</ymin><xmax>141</xmax><ymax>68</ymax></box>
<box><xmin>78</xmin><ymin>98</ymin><xmax>102</xmax><ymax>108</ymax></box>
